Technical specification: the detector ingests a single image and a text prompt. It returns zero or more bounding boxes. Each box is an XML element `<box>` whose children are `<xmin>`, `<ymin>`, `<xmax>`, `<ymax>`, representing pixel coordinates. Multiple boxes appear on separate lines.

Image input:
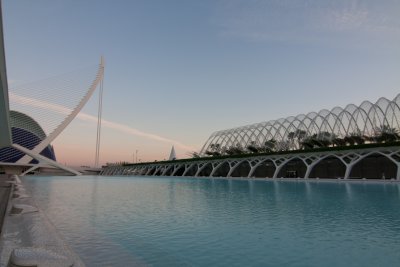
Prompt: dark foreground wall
<box><xmin>0</xmin><ymin>175</ymin><xmax>11</xmax><ymax>234</ymax></box>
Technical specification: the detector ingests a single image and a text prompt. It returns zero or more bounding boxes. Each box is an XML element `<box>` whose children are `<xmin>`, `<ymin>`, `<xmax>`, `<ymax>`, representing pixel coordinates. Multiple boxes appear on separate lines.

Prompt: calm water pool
<box><xmin>22</xmin><ymin>176</ymin><xmax>400</xmax><ymax>267</ymax></box>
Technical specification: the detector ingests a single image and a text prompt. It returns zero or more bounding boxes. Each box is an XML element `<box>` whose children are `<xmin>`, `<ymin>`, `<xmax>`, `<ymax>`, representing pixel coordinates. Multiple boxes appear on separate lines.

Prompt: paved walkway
<box><xmin>0</xmin><ymin>175</ymin><xmax>11</xmax><ymax>234</ymax></box>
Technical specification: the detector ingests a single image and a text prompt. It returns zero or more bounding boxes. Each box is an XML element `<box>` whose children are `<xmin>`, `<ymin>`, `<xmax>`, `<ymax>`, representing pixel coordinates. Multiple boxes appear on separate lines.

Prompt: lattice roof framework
<box><xmin>200</xmin><ymin>94</ymin><xmax>400</xmax><ymax>155</ymax></box>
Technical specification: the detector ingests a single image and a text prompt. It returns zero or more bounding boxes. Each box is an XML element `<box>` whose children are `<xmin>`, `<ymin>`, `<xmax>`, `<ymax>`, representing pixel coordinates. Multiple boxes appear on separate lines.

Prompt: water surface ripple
<box><xmin>22</xmin><ymin>176</ymin><xmax>400</xmax><ymax>267</ymax></box>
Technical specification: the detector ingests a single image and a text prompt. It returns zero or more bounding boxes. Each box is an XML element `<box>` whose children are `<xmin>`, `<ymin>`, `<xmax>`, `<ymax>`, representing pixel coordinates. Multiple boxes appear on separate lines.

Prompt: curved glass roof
<box><xmin>9</xmin><ymin>110</ymin><xmax>47</xmax><ymax>140</ymax></box>
<box><xmin>200</xmin><ymin>94</ymin><xmax>400</xmax><ymax>155</ymax></box>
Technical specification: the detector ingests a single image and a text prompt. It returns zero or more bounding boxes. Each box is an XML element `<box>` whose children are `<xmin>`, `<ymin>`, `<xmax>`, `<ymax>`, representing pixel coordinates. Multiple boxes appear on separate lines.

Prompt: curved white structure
<box><xmin>0</xmin><ymin>58</ymin><xmax>105</xmax><ymax>175</ymax></box>
<box><xmin>102</xmin><ymin>92</ymin><xmax>400</xmax><ymax>180</ymax></box>
<box><xmin>0</xmin><ymin>0</ymin><xmax>103</xmax><ymax>175</ymax></box>
<box><xmin>17</xmin><ymin>58</ymin><xmax>105</xmax><ymax>165</ymax></box>
<box><xmin>200</xmin><ymin>94</ymin><xmax>400</xmax><ymax>155</ymax></box>
<box><xmin>103</xmin><ymin>145</ymin><xmax>400</xmax><ymax>179</ymax></box>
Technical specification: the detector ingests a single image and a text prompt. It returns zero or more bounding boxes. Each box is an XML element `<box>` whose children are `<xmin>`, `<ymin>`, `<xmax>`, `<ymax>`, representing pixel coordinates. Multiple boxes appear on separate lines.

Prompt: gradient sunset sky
<box><xmin>3</xmin><ymin>0</ymin><xmax>400</xmax><ymax>166</ymax></box>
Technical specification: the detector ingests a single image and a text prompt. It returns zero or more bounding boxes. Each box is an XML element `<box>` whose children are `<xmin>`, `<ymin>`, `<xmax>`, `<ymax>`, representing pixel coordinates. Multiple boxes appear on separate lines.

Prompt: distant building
<box><xmin>168</xmin><ymin>146</ymin><xmax>176</xmax><ymax>161</ymax></box>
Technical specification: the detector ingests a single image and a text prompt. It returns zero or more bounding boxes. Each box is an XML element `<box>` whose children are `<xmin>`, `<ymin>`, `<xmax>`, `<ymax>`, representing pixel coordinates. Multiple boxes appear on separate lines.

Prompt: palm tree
<box><xmin>264</xmin><ymin>139</ymin><xmax>276</xmax><ymax>153</ymax></box>
<box><xmin>317</xmin><ymin>131</ymin><xmax>335</xmax><ymax>147</ymax></box>
<box><xmin>300</xmin><ymin>132</ymin><xmax>333</xmax><ymax>149</ymax></box>
<box><xmin>287</xmin><ymin>130</ymin><xmax>307</xmax><ymax>150</ymax></box>
<box><xmin>187</xmin><ymin>151</ymin><xmax>200</xmax><ymax>158</ymax></box>
<box><xmin>343</xmin><ymin>135</ymin><xmax>355</xmax><ymax>146</ymax></box>
<box><xmin>332</xmin><ymin>137</ymin><xmax>346</xmax><ymax>147</ymax></box>
<box><xmin>287</xmin><ymin>132</ymin><xmax>296</xmax><ymax>140</ymax></box>
<box><xmin>349</xmin><ymin>133</ymin><xmax>365</xmax><ymax>145</ymax></box>
<box><xmin>226</xmin><ymin>144</ymin><xmax>245</xmax><ymax>155</ymax></box>
<box><xmin>206</xmin><ymin>143</ymin><xmax>222</xmax><ymax>156</ymax></box>
<box><xmin>247</xmin><ymin>146</ymin><xmax>259</xmax><ymax>153</ymax></box>
<box><xmin>374</xmin><ymin>125</ymin><xmax>400</xmax><ymax>143</ymax></box>
<box><xmin>247</xmin><ymin>141</ymin><xmax>259</xmax><ymax>153</ymax></box>
<box><xmin>295</xmin><ymin>129</ymin><xmax>307</xmax><ymax>140</ymax></box>
<box><xmin>300</xmin><ymin>135</ymin><xmax>315</xmax><ymax>149</ymax></box>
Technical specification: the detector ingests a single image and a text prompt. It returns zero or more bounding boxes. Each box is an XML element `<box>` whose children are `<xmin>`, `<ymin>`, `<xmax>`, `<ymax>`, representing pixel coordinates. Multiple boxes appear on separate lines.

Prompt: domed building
<box><xmin>0</xmin><ymin>110</ymin><xmax>56</xmax><ymax>163</ymax></box>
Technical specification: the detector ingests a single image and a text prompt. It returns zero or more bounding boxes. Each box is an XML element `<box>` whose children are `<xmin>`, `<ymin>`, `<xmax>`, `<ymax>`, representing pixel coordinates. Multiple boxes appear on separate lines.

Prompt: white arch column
<box><xmin>162</xmin><ymin>165</ymin><xmax>174</xmax><ymax>176</ymax></box>
<box><xmin>182</xmin><ymin>163</ymin><xmax>196</xmax><ymax>176</ymax></box>
<box><xmin>153</xmin><ymin>166</ymin><xmax>163</xmax><ymax>176</ymax></box>
<box><xmin>170</xmin><ymin>165</ymin><xmax>180</xmax><ymax>176</ymax></box>
<box><xmin>247</xmin><ymin>158</ymin><xmax>265</xmax><ymax>178</ymax></box>
<box><xmin>226</xmin><ymin>160</ymin><xmax>240</xmax><ymax>177</ymax></box>
<box><xmin>342</xmin><ymin>152</ymin><xmax>369</xmax><ymax>179</ymax></box>
<box><xmin>210</xmin><ymin>160</ymin><xmax>235</xmax><ymax>177</ymax></box>
<box><xmin>145</xmin><ymin>165</ymin><xmax>157</xmax><ymax>176</ymax></box>
<box><xmin>302</xmin><ymin>154</ymin><xmax>327</xmax><ymax>178</ymax></box>
<box><xmin>248</xmin><ymin>157</ymin><xmax>277</xmax><ymax>178</ymax></box>
<box><xmin>194</xmin><ymin>162</ymin><xmax>208</xmax><ymax>177</ymax></box>
<box><xmin>387</xmin><ymin>150</ymin><xmax>400</xmax><ymax>180</ymax></box>
<box><xmin>272</xmin><ymin>157</ymin><xmax>293</xmax><ymax>178</ymax></box>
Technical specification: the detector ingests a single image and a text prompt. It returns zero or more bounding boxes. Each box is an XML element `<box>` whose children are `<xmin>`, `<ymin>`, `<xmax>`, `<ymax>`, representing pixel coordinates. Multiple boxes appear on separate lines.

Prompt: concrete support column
<box><xmin>304</xmin><ymin>165</ymin><xmax>312</xmax><ymax>179</ymax></box>
<box><xmin>344</xmin><ymin>164</ymin><xmax>352</xmax><ymax>179</ymax></box>
<box><xmin>304</xmin><ymin>160</ymin><xmax>322</xmax><ymax>179</ymax></box>
<box><xmin>246</xmin><ymin>159</ymin><xmax>263</xmax><ymax>178</ymax></box>
<box><xmin>396</xmin><ymin>163</ymin><xmax>400</xmax><ymax>180</ymax></box>
<box><xmin>145</xmin><ymin>167</ymin><xmax>153</xmax><ymax>176</ymax></box>
<box><xmin>209</xmin><ymin>161</ymin><xmax>225</xmax><ymax>177</ymax></box>
<box><xmin>273</xmin><ymin>159</ymin><xmax>290</xmax><ymax>178</ymax></box>
<box><xmin>195</xmin><ymin>162</ymin><xmax>213</xmax><ymax>177</ymax></box>
<box><xmin>248</xmin><ymin>166</ymin><xmax>257</xmax><ymax>178</ymax></box>
<box><xmin>227</xmin><ymin>161</ymin><xmax>243</xmax><ymax>177</ymax></box>
<box><xmin>273</xmin><ymin>165</ymin><xmax>283</xmax><ymax>178</ymax></box>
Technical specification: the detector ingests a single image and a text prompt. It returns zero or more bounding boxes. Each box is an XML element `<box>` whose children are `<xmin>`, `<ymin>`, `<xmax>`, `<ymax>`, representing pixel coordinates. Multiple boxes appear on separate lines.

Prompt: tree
<box><xmin>332</xmin><ymin>137</ymin><xmax>346</xmax><ymax>147</ymax></box>
<box><xmin>226</xmin><ymin>144</ymin><xmax>245</xmax><ymax>155</ymax></box>
<box><xmin>188</xmin><ymin>151</ymin><xmax>200</xmax><ymax>158</ymax></box>
<box><xmin>300</xmin><ymin>132</ymin><xmax>333</xmax><ymax>149</ymax></box>
<box><xmin>374</xmin><ymin>125</ymin><xmax>400</xmax><ymax>143</ymax></box>
<box><xmin>300</xmin><ymin>137</ymin><xmax>314</xmax><ymax>149</ymax></box>
<box><xmin>287</xmin><ymin>129</ymin><xmax>307</xmax><ymax>150</ymax></box>
<box><xmin>205</xmin><ymin>143</ymin><xmax>222</xmax><ymax>156</ymax></box>
<box><xmin>349</xmin><ymin>133</ymin><xmax>365</xmax><ymax>145</ymax></box>
<box><xmin>247</xmin><ymin>141</ymin><xmax>259</xmax><ymax>153</ymax></box>
<box><xmin>295</xmin><ymin>129</ymin><xmax>307</xmax><ymax>140</ymax></box>
<box><xmin>263</xmin><ymin>139</ymin><xmax>277</xmax><ymax>152</ymax></box>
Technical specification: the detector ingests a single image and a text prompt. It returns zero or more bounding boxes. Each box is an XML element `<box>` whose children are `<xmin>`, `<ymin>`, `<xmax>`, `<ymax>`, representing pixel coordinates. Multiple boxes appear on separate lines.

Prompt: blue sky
<box><xmin>3</xmin><ymin>0</ymin><xmax>400</xmax><ymax>166</ymax></box>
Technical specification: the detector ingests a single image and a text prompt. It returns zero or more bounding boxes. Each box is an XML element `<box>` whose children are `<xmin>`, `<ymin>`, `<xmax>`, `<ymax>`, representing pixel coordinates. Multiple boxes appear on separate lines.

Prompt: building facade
<box><xmin>0</xmin><ymin>110</ymin><xmax>56</xmax><ymax>163</ymax></box>
<box><xmin>103</xmin><ymin>94</ymin><xmax>400</xmax><ymax>180</ymax></box>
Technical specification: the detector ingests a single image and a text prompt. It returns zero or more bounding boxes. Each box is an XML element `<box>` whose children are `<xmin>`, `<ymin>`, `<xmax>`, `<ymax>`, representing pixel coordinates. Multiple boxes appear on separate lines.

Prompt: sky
<box><xmin>2</xmin><ymin>0</ymin><xmax>400</xmax><ymax>166</ymax></box>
